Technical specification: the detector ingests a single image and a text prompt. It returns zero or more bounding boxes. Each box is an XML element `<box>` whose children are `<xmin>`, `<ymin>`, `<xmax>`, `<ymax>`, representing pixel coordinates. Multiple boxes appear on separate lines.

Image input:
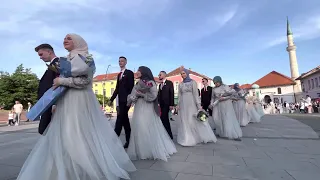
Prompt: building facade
<box><xmin>244</xmin><ymin>71</ymin><xmax>297</xmax><ymax>103</ymax></box>
<box><xmin>296</xmin><ymin>66</ymin><xmax>320</xmax><ymax>99</ymax></box>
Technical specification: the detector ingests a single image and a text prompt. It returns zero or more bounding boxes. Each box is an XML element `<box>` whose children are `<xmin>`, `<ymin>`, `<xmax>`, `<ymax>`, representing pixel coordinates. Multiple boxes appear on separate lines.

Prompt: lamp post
<box><xmin>102</xmin><ymin>65</ymin><xmax>111</xmax><ymax>109</ymax></box>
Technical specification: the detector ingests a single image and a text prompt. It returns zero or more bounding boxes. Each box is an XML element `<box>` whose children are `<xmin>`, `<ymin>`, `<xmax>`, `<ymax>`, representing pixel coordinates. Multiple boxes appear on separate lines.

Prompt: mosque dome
<box><xmin>251</xmin><ymin>84</ymin><xmax>260</xmax><ymax>89</ymax></box>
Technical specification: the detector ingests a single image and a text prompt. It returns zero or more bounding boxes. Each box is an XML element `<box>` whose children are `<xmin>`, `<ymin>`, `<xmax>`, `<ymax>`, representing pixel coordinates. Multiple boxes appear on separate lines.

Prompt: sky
<box><xmin>1</xmin><ymin>0</ymin><xmax>320</xmax><ymax>85</ymax></box>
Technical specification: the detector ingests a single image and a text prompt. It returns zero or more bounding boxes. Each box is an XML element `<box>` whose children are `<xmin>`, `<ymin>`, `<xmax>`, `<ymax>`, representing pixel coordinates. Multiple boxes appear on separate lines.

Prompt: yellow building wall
<box><xmin>92</xmin><ymin>80</ymin><xmax>135</xmax><ymax>113</ymax></box>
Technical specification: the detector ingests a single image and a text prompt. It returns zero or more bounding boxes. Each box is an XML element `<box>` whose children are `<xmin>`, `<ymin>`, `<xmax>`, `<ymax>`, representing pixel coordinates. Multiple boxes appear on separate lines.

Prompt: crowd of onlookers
<box><xmin>6</xmin><ymin>101</ymin><xmax>32</xmax><ymax>126</ymax></box>
<box><xmin>263</xmin><ymin>95</ymin><xmax>319</xmax><ymax>114</ymax></box>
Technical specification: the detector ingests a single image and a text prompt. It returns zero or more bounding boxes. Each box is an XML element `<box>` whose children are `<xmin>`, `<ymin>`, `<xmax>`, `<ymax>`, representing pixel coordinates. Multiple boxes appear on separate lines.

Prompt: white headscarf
<box><xmin>67</xmin><ymin>33</ymin><xmax>89</xmax><ymax>59</ymax></box>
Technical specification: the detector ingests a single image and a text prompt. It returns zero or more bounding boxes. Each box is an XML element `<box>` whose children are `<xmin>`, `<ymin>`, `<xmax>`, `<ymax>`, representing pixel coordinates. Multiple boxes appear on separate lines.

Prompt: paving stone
<box><xmin>175</xmin><ymin>173</ymin><xmax>239</xmax><ymax>180</ymax></box>
<box><xmin>129</xmin><ymin>169</ymin><xmax>177</xmax><ymax>180</ymax></box>
<box><xmin>150</xmin><ymin>161</ymin><xmax>213</xmax><ymax>176</ymax></box>
<box><xmin>243</xmin><ymin>157</ymin><xmax>320</xmax><ymax>172</ymax></box>
<box><xmin>186</xmin><ymin>154</ymin><xmax>246</xmax><ymax>166</ymax></box>
<box><xmin>287</xmin><ymin>170</ymin><xmax>320</xmax><ymax>180</ymax></box>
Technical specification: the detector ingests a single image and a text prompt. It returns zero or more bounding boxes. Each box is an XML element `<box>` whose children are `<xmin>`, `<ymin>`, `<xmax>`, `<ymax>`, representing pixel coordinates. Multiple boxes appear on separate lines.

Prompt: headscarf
<box><xmin>182</xmin><ymin>68</ymin><xmax>192</xmax><ymax>83</ymax></box>
<box><xmin>66</xmin><ymin>33</ymin><xmax>89</xmax><ymax>59</ymax></box>
<box><xmin>138</xmin><ymin>66</ymin><xmax>155</xmax><ymax>82</ymax></box>
<box><xmin>234</xmin><ymin>83</ymin><xmax>240</xmax><ymax>92</ymax></box>
<box><xmin>213</xmin><ymin>76</ymin><xmax>223</xmax><ymax>84</ymax></box>
<box><xmin>138</xmin><ymin>66</ymin><xmax>160</xmax><ymax>117</ymax></box>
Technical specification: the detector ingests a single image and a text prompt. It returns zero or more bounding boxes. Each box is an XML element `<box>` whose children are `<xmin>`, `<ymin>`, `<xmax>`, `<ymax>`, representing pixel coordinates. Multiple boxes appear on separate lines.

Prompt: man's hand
<box><xmin>52</xmin><ymin>105</ymin><xmax>56</xmax><ymax>113</ymax></box>
<box><xmin>169</xmin><ymin>106</ymin><xmax>174</xmax><ymax>110</ymax></box>
<box><xmin>52</xmin><ymin>78</ymin><xmax>60</xmax><ymax>90</ymax></box>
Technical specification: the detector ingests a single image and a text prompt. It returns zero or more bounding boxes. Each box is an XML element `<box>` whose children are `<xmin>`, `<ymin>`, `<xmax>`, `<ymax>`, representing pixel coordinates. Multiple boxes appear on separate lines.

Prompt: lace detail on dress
<box><xmin>179</xmin><ymin>82</ymin><xmax>193</xmax><ymax>93</ymax></box>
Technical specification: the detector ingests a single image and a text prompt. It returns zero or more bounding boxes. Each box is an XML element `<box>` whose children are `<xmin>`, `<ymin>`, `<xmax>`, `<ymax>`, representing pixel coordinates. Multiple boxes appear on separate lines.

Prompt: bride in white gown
<box><xmin>177</xmin><ymin>67</ymin><xmax>217</xmax><ymax>146</ymax></box>
<box><xmin>126</xmin><ymin>66</ymin><xmax>177</xmax><ymax>161</ymax></box>
<box><xmin>17</xmin><ymin>34</ymin><xmax>136</xmax><ymax>180</ymax></box>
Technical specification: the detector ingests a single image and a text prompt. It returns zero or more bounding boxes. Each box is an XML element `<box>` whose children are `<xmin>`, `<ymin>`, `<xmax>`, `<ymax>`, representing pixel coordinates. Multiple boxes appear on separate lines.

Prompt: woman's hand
<box><xmin>136</xmin><ymin>90</ymin><xmax>145</xmax><ymax>97</ymax></box>
<box><xmin>52</xmin><ymin>78</ymin><xmax>60</xmax><ymax>90</ymax></box>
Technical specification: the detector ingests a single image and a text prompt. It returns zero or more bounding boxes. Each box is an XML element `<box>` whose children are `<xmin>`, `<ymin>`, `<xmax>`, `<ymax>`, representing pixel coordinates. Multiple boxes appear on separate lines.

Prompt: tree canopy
<box><xmin>0</xmin><ymin>64</ymin><xmax>39</xmax><ymax>110</ymax></box>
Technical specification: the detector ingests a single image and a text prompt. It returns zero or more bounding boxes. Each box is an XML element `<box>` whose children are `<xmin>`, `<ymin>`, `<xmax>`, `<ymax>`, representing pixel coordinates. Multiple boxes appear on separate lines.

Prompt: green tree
<box><xmin>0</xmin><ymin>64</ymin><xmax>39</xmax><ymax>109</ymax></box>
<box><xmin>95</xmin><ymin>94</ymin><xmax>111</xmax><ymax>106</ymax></box>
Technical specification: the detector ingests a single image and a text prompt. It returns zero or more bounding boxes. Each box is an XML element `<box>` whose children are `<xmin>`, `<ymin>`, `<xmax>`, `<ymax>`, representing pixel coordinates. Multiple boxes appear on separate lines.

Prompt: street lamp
<box><xmin>102</xmin><ymin>65</ymin><xmax>111</xmax><ymax>109</ymax></box>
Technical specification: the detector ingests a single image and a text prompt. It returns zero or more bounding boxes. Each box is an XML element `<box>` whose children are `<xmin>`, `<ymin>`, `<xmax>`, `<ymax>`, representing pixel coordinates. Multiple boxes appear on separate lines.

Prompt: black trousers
<box><xmin>114</xmin><ymin>103</ymin><xmax>131</xmax><ymax>143</ymax></box>
<box><xmin>202</xmin><ymin>104</ymin><xmax>212</xmax><ymax>116</ymax></box>
<box><xmin>38</xmin><ymin>108</ymin><xmax>52</xmax><ymax>135</ymax></box>
<box><xmin>160</xmin><ymin>105</ymin><xmax>173</xmax><ymax>139</ymax></box>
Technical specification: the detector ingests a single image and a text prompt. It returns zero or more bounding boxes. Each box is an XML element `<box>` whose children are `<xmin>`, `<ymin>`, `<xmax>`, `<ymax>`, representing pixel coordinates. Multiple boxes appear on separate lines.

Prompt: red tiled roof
<box><xmin>93</xmin><ymin>73</ymin><xmax>159</xmax><ymax>82</ymax></box>
<box><xmin>252</xmin><ymin>71</ymin><xmax>295</xmax><ymax>88</ymax></box>
<box><xmin>167</xmin><ymin>67</ymin><xmax>212</xmax><ymax>80</ymax></box>
<box><xmin>240</xmin><ymin>84</ymin><xmax>251</xmax><ymax>89</ymax></box>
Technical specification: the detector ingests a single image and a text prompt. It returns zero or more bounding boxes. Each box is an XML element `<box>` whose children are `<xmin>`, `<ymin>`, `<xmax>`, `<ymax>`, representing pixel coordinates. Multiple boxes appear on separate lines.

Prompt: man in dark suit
<box><xmin>201</xmin><ymin>78</ymin><xmax>213</xmax><ymax>116</ymax></box>
<box><xmin>110</xmin><ymin>56</ymin><xmax>134</xmax><ymax>148</ymax></box>
<box><xmin>35</xmin><ymin>44</ymin><xmax>59</xmax><ymax>135</ymax></box>
<box><xmin>158</xmin><ymin>71</ymin><xmax>174</xmax><ymax>139</ymax></box>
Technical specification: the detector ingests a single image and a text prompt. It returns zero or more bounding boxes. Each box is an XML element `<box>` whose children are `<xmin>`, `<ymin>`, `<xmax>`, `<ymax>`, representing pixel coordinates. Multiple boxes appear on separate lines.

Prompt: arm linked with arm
<box><xmin>58</xmin><ymin>76</ymin><xmax>90</xmax><ymax>89</ymax></box>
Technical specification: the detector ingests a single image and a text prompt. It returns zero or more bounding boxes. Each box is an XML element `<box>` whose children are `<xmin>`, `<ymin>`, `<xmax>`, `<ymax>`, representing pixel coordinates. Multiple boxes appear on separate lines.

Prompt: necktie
<box><xmin>119</xmin><ymin>71</ymin><xmax>123</xmax><ymax>80</ymax></box>
<box><xmin>161</xmin><ymin>82</ymin><xmax>164</xmax><ymax>90</ymax></box>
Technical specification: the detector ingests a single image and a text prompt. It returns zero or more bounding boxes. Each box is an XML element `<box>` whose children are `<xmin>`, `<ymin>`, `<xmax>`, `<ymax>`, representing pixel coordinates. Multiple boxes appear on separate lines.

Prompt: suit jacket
<box><xmin>158</xmin><ymin>80</ymin><xmax>174</xmax><ymax>107</ymax></box>
<box><xmin>201</xmin><ymin>86</ymin><xmax>212</xmax><ymax>107</ymax></box>
<box><xmin>37</xmin><ymin>58</ymin><xmax>59</xmax><ymax>100</ymax></box>
<box><xmin>110</xmin><ymin>69</ymin><xmax>134</xmax><ymax>104</ymax></box>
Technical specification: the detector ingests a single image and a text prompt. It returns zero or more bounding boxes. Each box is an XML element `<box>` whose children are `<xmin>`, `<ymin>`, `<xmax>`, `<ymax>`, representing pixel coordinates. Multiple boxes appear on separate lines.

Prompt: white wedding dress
<box><xmin>211</xmin><ymin>84</ymin><xmax>242</xmax><ymax>139</ymax></box>
<box><xmin>177</xmin><ymin>80</ymin><xmax>217</xmax><ymax>146</ymax></box>
<box><xmin>127</xmin><ymin>80</ymin><xmax>177</xmax><ymax>161</ymax></box>
<box><xmin>17</xmin><ymin>58</ymin><xmax>136</xmax><ymax>180</ymax></box>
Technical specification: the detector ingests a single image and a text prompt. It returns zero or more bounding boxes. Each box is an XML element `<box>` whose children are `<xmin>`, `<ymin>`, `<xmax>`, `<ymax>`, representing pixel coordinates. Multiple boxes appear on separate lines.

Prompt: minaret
<box><xmin>286</xmin><ymin>17</ymin><xmax>302</xmax><ymax>101</ymax></box>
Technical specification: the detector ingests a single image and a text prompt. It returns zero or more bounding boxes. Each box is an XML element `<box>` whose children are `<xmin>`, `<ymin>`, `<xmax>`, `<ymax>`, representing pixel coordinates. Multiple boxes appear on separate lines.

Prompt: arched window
<box><xmin>277</xmin><ymin>87</ymin><xmax>282</xmax><ymax>94</ymax></box>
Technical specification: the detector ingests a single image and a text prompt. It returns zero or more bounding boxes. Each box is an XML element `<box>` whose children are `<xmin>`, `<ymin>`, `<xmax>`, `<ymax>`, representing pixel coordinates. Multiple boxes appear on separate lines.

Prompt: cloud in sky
<box><xmin>1</xmin><ymin>0</ymin><xmax>320</xmax><ymax>85</ymax></box>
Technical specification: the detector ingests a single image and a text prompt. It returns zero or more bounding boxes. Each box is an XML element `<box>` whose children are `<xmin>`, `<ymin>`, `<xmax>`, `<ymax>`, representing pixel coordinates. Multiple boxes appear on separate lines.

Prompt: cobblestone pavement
<box><xmin>1</xmin><ymin>115</ymin><xmax>320</xmax><ymax>180</ymax></box>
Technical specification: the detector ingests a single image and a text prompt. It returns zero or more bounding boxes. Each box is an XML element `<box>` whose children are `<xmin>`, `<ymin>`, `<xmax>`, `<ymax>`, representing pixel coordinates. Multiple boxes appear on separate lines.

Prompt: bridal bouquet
<box><xmin>195</xmin><ymin>109</ymin><xmax>209</xmax><ymax>122</ymax></box>
<box><xmin>127</xmin><ymin>79</ymin><xmax>153</xmax><ymax>106</ymax></box>
<box><xmin>27</xmin><ymin>54</ymin><xmax>95</xmax><ymax>121</ymax></box>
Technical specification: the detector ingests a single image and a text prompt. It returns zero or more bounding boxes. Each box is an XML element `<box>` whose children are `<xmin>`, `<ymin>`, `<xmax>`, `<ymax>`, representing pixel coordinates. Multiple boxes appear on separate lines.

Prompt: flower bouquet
<box><xmin>27</xmin><ymin>54</ymin><xmax>95</xmax><ymax>121</ymax></box>
<box><xmin>195</xmin><ymin>109</ymin><xmax>209</xmax><ymax>122</ymax></box>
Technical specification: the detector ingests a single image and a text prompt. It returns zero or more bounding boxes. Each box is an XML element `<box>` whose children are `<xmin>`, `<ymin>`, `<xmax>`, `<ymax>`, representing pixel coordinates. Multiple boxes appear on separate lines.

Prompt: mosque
<box><xmin>241</xmin><ymin>18</ymin><xmax>302</xmax><ymax>104</ymax></box>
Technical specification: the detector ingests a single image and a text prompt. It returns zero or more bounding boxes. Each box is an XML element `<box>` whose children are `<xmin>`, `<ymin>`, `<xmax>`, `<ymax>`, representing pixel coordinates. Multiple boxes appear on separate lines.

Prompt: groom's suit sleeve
<box><xmin>110</xmin><ymin>74</ymin><xmax>120</xmax><ymax>102</ymax></box>
<box><xmin>126</xmin><ymin>70</ymin><xmax>135</xmax><ymax>95</ymax></box>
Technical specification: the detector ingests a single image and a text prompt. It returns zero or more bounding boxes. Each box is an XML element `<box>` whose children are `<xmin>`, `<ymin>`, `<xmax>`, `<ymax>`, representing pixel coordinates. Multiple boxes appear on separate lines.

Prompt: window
<box><xmin>308</xmin><ymin>80</ymin><xmax>311</xmax><ymax>90</ymax></box>
<box><xmin>111</xmin><ymin>82</ymin><xmax>114</xmax><ymax>85</ymax></box>
<box><xmin>277</xmin><ymin>87</ymin><xmax>282</xmax><ymax>94</ymax></box>
<box><xmin>102</xmin><ymin>82</ymin><xmax>105</xmax><ymax>86</ymax></box>
<box><xmin>311</xmin><ymin>79</ymin><xmax>314</xmax><ymax>89</ymax></box>
<box><xmin>315</xmin><ymin>78</ymin><xmax>318</xmax><ymax>88</ymax></box>
<box><xmin>103</xmin><ymin>89</ymin><xmax>106</xmax><ymax>96</ymax></box>
<box><xmin>111</xmin><ymin>88</ymin><xmax>115</xmax><ymax>96</ymax></box>
<box><xmin>302</xmin><ymin>84</ymin><xmax>305</xmax><ymax>92</ymax></box>
<box><xmin>95</xmin><ymin>84</ymin><xmax>97</xmax><ymax>86</ymax></box>
<box><xmin>94</xmin><ymin>90</ymin><xmax>98</xmax><ymax>94</ymax></box>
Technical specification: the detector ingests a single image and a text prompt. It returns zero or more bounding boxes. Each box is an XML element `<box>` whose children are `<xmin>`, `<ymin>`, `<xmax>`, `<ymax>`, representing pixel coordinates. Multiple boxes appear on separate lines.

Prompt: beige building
<box><xmin>296</xmin><ymin>66</ymin><xmax>320</xmax><ymax>99</ymax></box>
